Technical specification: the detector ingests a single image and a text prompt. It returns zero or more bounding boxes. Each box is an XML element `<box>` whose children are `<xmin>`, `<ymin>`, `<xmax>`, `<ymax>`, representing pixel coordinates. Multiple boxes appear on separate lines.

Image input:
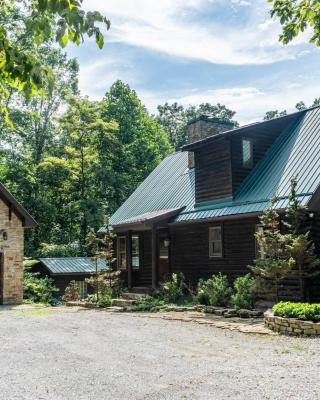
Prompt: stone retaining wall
<box><xmin>264</xmin><ymin>311</ymin><xmax>320</xmax><ymax>336</ymax></box>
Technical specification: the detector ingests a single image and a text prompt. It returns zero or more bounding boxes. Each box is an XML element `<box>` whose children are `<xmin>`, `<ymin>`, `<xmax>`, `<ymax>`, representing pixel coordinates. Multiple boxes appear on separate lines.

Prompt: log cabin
<box><xmin>103</xmin><ymin>106</ymin><xmax>320</xmax><ymax>300</ymax></box>
<box><xmin>0</xmin><ymin>183</ymin><xmax>37</xmax><ymax>304</ymax></box>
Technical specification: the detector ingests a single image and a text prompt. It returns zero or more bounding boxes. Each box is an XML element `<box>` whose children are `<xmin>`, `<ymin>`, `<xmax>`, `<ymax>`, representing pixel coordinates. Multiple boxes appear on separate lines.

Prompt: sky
<box><xmin>66</xmin><ymin>0</ymin><xmax>320</xmax><ymax>125</ymax></box>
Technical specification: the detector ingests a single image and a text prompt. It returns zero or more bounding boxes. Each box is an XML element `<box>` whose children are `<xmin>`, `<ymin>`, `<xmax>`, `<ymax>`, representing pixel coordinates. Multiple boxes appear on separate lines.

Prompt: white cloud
<box><xmin>139</xmin><ymin>82</ymin><xmax>320</xmax><ymax>125</ymax></box>
<box><xmin>83</xmin><ymin>0</ymin><xmax>310</xmax><ymax>66</ymax></box>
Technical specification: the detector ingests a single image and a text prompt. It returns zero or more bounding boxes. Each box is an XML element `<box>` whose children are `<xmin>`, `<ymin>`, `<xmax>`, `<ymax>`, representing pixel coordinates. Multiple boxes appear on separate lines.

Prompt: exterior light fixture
<box><xmin>164</xmin><ymin>239</ymin><xmax>170</xmax><ymax>248</ymax></box>
<box><xmin>0</xmin><ymin>230</ymin><xmax>8</xmax><ymax>240</ymax></box>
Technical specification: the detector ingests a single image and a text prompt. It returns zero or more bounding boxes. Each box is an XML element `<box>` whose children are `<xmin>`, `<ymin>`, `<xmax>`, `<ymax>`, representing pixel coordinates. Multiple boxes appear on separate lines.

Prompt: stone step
<box><xmin>130</xmin><ymin>287</ymin><xmax>153</xmax><ymax>294</ymax></box>
<box><xmin>122</xmin><ymin>292</ymin><xmax>146</xmax><ymax>300</ymax></box>
<box><xmin>112</xmin><ymin>298</ymin><xmax>136</xmax><ymax>307</ymax></box>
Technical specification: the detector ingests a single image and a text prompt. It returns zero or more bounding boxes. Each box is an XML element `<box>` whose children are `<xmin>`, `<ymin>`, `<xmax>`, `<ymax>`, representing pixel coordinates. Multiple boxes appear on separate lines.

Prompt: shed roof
<box><xmin>109</xmin><ymin>106</ymin><xmax>320</xmax><ymax>226</ymax></box>
<box><xmin>39</xmin><ymin>257</ymin><xmax>108</xmax><ymax>275</ymax></box>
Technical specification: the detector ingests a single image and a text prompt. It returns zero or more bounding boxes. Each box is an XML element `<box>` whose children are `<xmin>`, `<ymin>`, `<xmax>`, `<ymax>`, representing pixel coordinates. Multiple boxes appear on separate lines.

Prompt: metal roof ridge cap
<box><xmin>181</xmin><ymin>107</ymin><xmax>313</xmax><ymax>151</ymax></box>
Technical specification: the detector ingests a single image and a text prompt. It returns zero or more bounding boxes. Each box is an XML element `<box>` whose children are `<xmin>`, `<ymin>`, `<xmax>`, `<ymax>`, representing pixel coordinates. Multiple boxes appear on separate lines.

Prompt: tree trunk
<box><xmin>298</xmin><ymin>263</ymin><xmax>304</xmax><ymax>301</ymax></box>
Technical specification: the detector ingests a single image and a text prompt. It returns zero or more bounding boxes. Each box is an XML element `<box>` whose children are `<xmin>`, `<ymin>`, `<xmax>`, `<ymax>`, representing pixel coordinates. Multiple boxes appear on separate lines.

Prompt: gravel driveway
<box><xmin>0</xmin><ymin>306</ymin><xmax>319</xmax><ymax>400</ymax></box>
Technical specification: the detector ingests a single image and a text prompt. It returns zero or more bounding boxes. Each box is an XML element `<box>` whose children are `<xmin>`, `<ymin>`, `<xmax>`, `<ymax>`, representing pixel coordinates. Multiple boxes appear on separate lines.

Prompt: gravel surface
<box><xmin>0</xmin><ymin>307</ymin><xmax>320</xmax><ymax>400</ymax></box>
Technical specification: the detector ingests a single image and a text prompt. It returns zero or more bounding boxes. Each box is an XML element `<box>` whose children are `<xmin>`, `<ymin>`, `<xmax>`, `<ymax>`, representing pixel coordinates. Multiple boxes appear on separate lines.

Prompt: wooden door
<box><xmin>158</xmin><ymin>236</ymin><xmax>170</xmax><ymax>283</ymax></box>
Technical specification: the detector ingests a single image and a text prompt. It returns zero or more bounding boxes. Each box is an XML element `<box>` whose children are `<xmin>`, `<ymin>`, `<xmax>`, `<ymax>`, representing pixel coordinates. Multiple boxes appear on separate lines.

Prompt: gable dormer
<box><xmin>183</xmin><ymin>111</ymin><xmax>304</xmax><ymax>206</ymax></box>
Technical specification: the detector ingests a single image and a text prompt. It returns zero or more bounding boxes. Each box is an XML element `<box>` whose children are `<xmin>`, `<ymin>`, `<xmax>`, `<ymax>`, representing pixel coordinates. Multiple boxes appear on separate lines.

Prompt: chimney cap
<box><xmin>187</xmin><ymin>114</ymin><xmax>236</xmax><ymax>127</ymax></box>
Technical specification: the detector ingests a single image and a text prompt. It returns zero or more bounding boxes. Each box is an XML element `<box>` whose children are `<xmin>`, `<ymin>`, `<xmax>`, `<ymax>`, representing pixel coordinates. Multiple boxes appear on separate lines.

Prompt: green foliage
<box><xmin>156</xmin><ymin>102</ymin><xmax>238</xmax><ymax>149</ymax></box>
<box><xmin>269</xmin><ymin>0</ymin><xmax>320</xmax><ymax>47</ymax></box>
<box><xmin>284</xmin><ymin>177</ymin><xmax>320</xmax><ymax>300</ymax></box>
<box><xmin>249</xmin><ymin>198</ymin><xmax>295</xmax><ymax>301</ymax></box>
<box><xmin>62</xmin><ymin>280</ymin><xmax>80</xmax><ymax>302</ymax></box>
<box><xmin>273</xmin><ymin>301</ymin><xmax>320</xmax><ymax>322</ymax></box>
<box><xmin>196</xmin><ymin>273</ymin><xmax>232</xmax><ymax>307</ymax></box>
<box><xmin>127</xmin><ymin>295</ymin><xmax>166</xmax><ymax>312</ymax></box>
<box><xmin>23</xmin><ymin>260</ymin><xmax>58</xmax><ymax>304</ymax></box>
<box><xmin>231</xmin><ymin>274</ymin><xmax>256</xmax><ymax>310</ymax></box>
<box><xmin>0</xmin><ymin>0</ymin><xmax>109</xmax><ymax>122</ymax></box>
<box><xmin>160</xmin><ymin>272</ymin><xmax>188</xmax><ymax>303</ymax></box>
<box><xmin>35</xmin><ymin>243</ymin><xmax>80</xmax><ymax>257</ymax></box>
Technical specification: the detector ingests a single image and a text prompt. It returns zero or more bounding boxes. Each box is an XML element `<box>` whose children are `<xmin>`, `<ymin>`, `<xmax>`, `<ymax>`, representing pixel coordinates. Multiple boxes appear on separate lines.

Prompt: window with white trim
<box><xmin>209</xmin><ymin>226</ymin><xmax>223</xmax><ymax>258</ymax></box>
<box><xmin>117</xmin><ymin>236</ymin><xmax>127</xmax><ymax>270</ymax></box>
<box><xmin>131</xmin><ymin>235</ymin><xmax>140</xmax><ymax>270</ymax></box>
<box><xmin>255</xmin><ymin>224</ymin><xmax>265</xmax><ymax>259</ymax></box>
<box><xmin>242</xmin><ymin>138</ymin><xmax>253</xmax><ymax>168</ymax></box>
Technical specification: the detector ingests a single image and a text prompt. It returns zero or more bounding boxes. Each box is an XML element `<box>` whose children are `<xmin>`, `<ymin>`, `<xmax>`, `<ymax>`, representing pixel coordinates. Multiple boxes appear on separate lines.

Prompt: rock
<box><xmin>237</xmin><ymin>309</ymin><xmax>262</xmax><ymax>318</ymax></box>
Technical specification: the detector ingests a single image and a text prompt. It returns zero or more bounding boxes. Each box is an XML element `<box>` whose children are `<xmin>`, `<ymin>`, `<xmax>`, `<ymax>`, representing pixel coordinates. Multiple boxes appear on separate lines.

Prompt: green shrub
<box><xmin>35</xmin><ymin>243</ymin><xmax>79</xmax><ymax>258</ymax></box>
<box><xmin>23</xmin><ymin>261</ymin><xmax>58</xmax><ymax>305</ymax></box>
<box><xmin>195</xmin><ymin>279</ymin><xmax>210</xmax><ymax>305</ymax></box>
<box><xmin>273</xmin><ymin>301</ymin><xmax>320</xmax><ymax>322</ymax></box>
<box><xmin>161</xmin><ymin>273</ymin><xmax>188</xmax><ymax>303</ymax></box>
<box><xmin>62</xmin><ymin>281</ymin><xmax>80</xmax><ymax>302</ymax></box>
<box><xmin>231</xmin><ymin>274</ymin><xmax>256</xmax><ymax>310</ymax></box>
<box><xmin>127</xmin><ymin>295</ymin><xmax>166</xmax><ymax>312</ymax></box>
<box><xmin>97</xmin><ymin>296</ymin><xmax>112</xmax><ymax>308</ymax></box>
<box><xmin>196</xmin><ymin>273</ymin><xmax>232</xmax><ymax>307</ymax></box>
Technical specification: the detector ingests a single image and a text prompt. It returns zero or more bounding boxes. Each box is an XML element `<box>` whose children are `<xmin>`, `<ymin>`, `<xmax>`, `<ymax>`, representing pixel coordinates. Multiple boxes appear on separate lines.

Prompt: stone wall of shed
<box><xmin>0</xmin><ymin>199</ymin><xmax>24</xmax><ymax>305</ymax></box>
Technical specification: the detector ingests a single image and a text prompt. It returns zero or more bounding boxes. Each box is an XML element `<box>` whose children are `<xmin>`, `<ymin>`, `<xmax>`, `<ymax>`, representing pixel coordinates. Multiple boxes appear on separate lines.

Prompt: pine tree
<box><xmin>250</xmin><ymin>198</ymin><xmax>295</xmax><ymax>302</ymax></box>
<box><xmin>284</xmin><ymin>178</ymin><xmax>320</xmax><ymax>300</ymax></box>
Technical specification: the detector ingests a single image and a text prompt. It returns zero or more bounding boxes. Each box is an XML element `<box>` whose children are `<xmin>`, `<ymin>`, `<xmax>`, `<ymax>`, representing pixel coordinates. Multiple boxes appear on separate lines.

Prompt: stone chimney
<box><xmin>187</xmin><ymin>115</ymin><xmax>234</xmax><ymax>168</ymax></box>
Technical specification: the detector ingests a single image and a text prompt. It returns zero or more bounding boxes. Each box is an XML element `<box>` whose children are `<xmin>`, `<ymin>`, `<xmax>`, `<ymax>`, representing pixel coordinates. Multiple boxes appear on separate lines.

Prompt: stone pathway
<box><xmin>126</xmin><ymin>310</ymin><xmax>275</xmax><ymax>335</ymax></box>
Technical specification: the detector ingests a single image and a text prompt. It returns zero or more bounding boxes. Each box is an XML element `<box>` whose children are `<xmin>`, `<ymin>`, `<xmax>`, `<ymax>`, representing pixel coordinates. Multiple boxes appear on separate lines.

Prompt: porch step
<box><xmin>122</xmin><ymin>292</ymin><xmax>146</xmax><ymax>301</ymax></box>
<box><xmin>130</xmin><ymin>287</ymin><xmax>153</xmax><ymax>295</ymax></box>
<box><xmin>112</xmin><ymin>298</ymin><xmax>136</xmax><ymax>307</ymax></box>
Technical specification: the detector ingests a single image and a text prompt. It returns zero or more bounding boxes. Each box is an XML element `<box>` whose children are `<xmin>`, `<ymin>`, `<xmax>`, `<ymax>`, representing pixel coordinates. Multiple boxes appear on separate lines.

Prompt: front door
<box><xmin>158</xmin><ymin>236</ymin><xmax>170</xmax><ymax>283</ymax></box>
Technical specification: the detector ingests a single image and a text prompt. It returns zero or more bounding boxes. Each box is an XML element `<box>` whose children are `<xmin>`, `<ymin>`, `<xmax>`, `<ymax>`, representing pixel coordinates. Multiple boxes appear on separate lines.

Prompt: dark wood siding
<box><xmin>231</xmin><ymin>129</ymin><xmax>282</xmax><ymax>193</ymax></box>
<box><xmin>194</xmin><ymin>140</ymin><xmax>232</xmax><ymax>203</ymax></box>
<box><xmin>169</xmin><ymin>218</ymin><xmax>258</xmax><ymax>286</ymax></box>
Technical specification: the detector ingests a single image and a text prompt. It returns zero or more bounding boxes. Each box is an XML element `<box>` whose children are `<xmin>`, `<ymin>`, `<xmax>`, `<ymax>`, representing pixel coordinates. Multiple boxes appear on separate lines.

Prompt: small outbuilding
<box><xmin>36</xmin><ymin>257</ymin><xmax>108</xmax><ymax>299</ymax></box>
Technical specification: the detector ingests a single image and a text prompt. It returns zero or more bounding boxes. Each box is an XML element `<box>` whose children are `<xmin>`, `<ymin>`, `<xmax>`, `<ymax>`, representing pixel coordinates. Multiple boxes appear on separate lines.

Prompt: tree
<box><xmin>264</xmin><ymin>110</ymin><xmax>287</xmax><ymax>121</ymax></box>
<box><xmin>269</xmin><ymin>0</ymin><xmax>320</xmax><ymax>47</ymax></box>
<box><xmin>56</xmin><ymin>97</ymin><xmax>120</xmax><ymax>253</ymax></box>
<box><xmin>284</xmin><ymin>177</ymin><xmax>320</xmax><ymax>300</ymax></box>
<box><xmin>85</xmin><ymin>217</ymin><xmax>121</xmax><ymax>303</ymax></box>
<box><xmin>0</xmin><ymin>0</ymin><xmax>109</xmax><ymax>122</ymax></box>
<box><xmin>102</xmin><ymin>80</ymin><xmax>172</xmax><ymax>195</ymax></box>
<box><xmin>250</xmin><ymin>199</ymin><xmax>295</xmax><ymax>302</ymax></box>
<box><xmin>156</xmin><ymin>102</ymin><xmax>238</xmax><ymax>149</ymax></box>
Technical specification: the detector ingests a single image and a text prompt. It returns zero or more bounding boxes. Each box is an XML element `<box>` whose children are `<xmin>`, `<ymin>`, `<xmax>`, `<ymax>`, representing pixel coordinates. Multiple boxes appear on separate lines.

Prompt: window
<box><xmin>242</xmin><ymin>138</ymin><xmax>253</xmax><ymax>168</ymax></box>
<box><xmin>131</xmin><ymin>235</ymin><xmax>140</xmax><ymax>270</ymax></box>
<box><xmin>255</xmin><ymin>224</ymin><xmax>265</xmax><ymax>259</ymax></box>
<box><xmin>117</xmin><ymin>236</ymin><xmax>127</xmax><ymax>270</ymax></box>
<box><xmin>159</xmin><ymin>237</ymin><xmax>169</xmax><ymax>259</ymax></box>
<box><xmin>209</xmin><ymin>226</ymin><xmax>223</xmax><ymax>258</ymax></box>
<box><xmin>75</xmin><ymin>281</ymin><xmax>87</xmax><ymax>299</ymax></box>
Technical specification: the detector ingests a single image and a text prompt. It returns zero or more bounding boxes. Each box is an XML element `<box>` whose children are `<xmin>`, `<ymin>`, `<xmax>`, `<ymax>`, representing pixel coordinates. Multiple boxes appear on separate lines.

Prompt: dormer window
<box><xmin>242</xmin><ymin>138</ymin><xmax>253</xmax><ymax>168</ymax></box>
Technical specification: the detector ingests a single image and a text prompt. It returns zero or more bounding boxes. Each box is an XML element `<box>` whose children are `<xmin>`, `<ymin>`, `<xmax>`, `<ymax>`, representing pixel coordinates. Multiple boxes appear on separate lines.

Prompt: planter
<box><xmin>264</xmin><ymin>310</ymin><xmax>320</xmax><ymax>336</ymax></box>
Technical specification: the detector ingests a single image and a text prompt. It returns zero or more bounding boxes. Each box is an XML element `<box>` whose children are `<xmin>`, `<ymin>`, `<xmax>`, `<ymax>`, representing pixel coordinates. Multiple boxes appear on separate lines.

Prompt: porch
<box><xmin>113</xmin><ymin>208</ymin><xmax>182</xmax><ymax>289</ymax></box>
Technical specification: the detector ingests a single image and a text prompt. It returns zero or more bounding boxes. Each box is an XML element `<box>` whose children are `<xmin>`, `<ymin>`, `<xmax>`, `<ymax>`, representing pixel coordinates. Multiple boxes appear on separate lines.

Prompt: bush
<box><xmin>23</xmin><ymin>261</ymin><xmax>58</xmax><ymax>305</ymax></box>
<box><xmin>196</xmin><ymin>273</ymin><xmax>232</xmax><ymax>307</ymax></box>
<box><xmin>127</xmin><ymin>295</ymin><xmax>166</xmax><ymax>312</ymax></box>
<box><xmin>161</xmin><ymin>273</ymin><xmax>188</xmax><ymax>303</ymax></box>
<box><xmin>195</xmin><ymin>279</ymin><xmax>210</xmax><ymax>305</ymax></box>
<box><xmin>62</xmin><ymin>281</ymin><xmax>80</xmax><ymax>302</ymax></box>
<box><xmin>231</xmin><ymin>274</ymin><xmax>256</xmax><ymax>310</ymax></box>
<box><xmin>273</xmin><ymin>301</ymin><xmax>320</xmax><ymax>322</ymax></box>
<box><xmin>35</xmin><ymin>243</ymin><xmax>80</xmax><ymax>258</ymax></box>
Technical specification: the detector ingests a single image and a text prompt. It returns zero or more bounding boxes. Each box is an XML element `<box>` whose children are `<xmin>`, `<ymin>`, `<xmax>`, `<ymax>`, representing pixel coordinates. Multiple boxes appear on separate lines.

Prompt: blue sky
<box><xmin>66</xmin><ymin>0</ymin><xmax>320</xmax><ymax>124</ymax></box>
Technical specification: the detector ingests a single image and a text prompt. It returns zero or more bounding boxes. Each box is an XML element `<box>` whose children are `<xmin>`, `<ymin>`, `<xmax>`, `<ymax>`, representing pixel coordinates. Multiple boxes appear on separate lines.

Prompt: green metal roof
<box><xmin>109</xmin><ymin>107</ymin><xmax>320</xmax><ymax>226</ymax></box>
<box><xmin>109</xmin><ymin>152</ymin><xmax>194</xmax><ymax>226</ymax></box>
<box><xmin>39</xmin><ymin>258</ymin><xmax>108</xmax><ymax>275</ymax></box>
